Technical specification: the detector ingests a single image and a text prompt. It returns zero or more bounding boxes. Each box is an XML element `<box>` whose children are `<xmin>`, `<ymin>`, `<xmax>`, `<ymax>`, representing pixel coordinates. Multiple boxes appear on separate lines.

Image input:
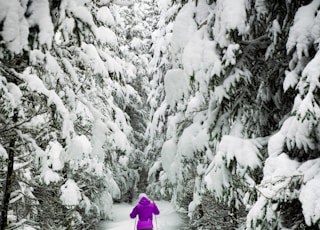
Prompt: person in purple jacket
<box><xmin>130</xmin><ymin>193</ymin><xmax>160</xmax><ymax>230</ymax></box>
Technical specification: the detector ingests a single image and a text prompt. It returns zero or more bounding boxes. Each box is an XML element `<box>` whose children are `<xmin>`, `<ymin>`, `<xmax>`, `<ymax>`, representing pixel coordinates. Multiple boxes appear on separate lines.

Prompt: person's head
<box><xmin>139</xmin><ymin>193</ymin><xmax>149</xmax><ymax>200</ymax></box>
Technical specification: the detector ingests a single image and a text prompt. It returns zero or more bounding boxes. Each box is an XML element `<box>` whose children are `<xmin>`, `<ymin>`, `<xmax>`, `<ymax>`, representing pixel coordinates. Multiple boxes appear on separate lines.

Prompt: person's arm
<box><xmin>130</xmin><ymin>206</ymin><xmax>138</xmax><ymax>219</ymax></box>
<box><xmin>152</xmin><ymin>201</ymin><xmax>160</xmax><ymax>215</ymax></box>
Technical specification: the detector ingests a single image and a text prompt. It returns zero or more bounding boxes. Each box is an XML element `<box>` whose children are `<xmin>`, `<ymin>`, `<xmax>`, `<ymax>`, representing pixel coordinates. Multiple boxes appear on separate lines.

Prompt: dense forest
<box><xmin>1</xmin><ymin>0</ymin><xmax>320</xmax><ymax>229</ymax></box>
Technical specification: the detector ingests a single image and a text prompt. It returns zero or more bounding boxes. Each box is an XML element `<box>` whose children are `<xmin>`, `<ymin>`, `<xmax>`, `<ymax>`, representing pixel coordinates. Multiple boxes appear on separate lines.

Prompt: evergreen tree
<box><xmin>0</xmin><ymin>0</ymin><xmax>141</xmax><ymax>228</ymax></box>
<box><xmin>148</xmin><ymin>0</ymin><xmax>320</xmax><ymax>229</ymax></box>
<box><xmin>115</xmin><ymin>0</ymin><xmax>156</xmax><ymax>197</ymax></box>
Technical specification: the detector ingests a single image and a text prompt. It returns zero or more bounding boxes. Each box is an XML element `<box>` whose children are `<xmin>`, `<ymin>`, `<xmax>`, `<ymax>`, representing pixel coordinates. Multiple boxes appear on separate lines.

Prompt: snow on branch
<box><xmin>299</xmin><ymin>159</ymin><xmax>320</xmax><ymax>226</ymax></box>
<box><xmin>287</xmin><ymin>0</ymin><xmax>320</xmax><ymax>59</ymax></box>
<box><xmin>96</xmin><ymin>0</ymin><xmax>134</xmax><ymax>7</ymax></box>
<box><xmin>164</xmin><ymin>69</ymin><xmax>189</xmax><ymax>107</ymax></box>
<box><xmin>249</xmin><ymin>155</ymin><xmax>320</xmax><ymax>228</ymax></box>
<box><xmin>112</xmin><ymin>0</ymin><xmax>134</xmax><ymax>7</ymax></box>
<box><xmin>21</xmin><ymin>69</ymin><xmax>74</xmax><ymax>138</ymax></box>
<box><xmin>0</xmin><ymin>144</ymin><xmax>8</xmax><ymax>159</ymax></box>
<box><xmin>205</xmin><ymin>135</ymin><xmax>262</xmax><ymax>198</ymax></box>
<box><xmin>213</xmin><ymin>0</ymin><xmax>249</xmax><ymax>47</ymax></box>
<box><xmin>60</xmin><ymin>179</ymin><xmax>82</xmax><ymax>206</ymax></box>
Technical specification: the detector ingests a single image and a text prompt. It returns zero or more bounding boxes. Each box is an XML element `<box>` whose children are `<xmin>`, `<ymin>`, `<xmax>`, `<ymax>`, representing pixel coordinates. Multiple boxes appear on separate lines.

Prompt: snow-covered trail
<box><xmin>97</xmin><ymin>200</ymin><xmax>186</xmax><ymax>230</ymax></box>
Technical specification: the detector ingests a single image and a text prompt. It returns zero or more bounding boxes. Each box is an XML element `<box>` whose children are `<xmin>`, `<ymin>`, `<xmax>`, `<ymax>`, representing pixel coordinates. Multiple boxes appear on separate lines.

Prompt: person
<box><xmin>130</xmin><ymin>193</ymin><xmax>160</xmax><ymax>230</ymax></box>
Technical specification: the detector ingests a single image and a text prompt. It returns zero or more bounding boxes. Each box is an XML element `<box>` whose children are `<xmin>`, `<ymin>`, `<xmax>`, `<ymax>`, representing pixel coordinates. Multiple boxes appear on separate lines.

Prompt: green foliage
<box><xmin>190</xmin><ymin>192</ymin><xmax>246</xmax><ymax>230</ymax></box>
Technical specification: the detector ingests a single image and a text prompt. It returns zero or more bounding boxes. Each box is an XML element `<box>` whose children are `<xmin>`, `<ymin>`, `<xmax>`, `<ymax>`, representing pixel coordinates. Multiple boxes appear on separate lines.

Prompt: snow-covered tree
<box><xmin>0</xmin><ymin>0</ymin><xmax>142</xmax><ymax>228</ymax></box>
<box><xmin>245</xmin><ymin>1</ymin><xmax>320</xmax><ymax>229</ymax></box>
<box><xmin>114</xmin><ymin>0</ymin><xmax>157</xmax><ymax>198</ymax></box>
<box><xmin>148</xmin><ymin>0</ymin><xmax>320</xmax><ymax>229</ymax></box>
<box><xmin>145</xmin><ymin>0</ymin><xmax>181</xmax><ymax>201</ymax></box>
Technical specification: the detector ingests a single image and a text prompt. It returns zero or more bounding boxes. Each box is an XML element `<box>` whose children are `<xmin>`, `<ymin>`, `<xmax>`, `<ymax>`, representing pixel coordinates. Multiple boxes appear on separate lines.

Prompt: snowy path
<box><xmin>97</xmin><ymin>200</ymin><xmax>186</xmax><ymax>230</ymax></box>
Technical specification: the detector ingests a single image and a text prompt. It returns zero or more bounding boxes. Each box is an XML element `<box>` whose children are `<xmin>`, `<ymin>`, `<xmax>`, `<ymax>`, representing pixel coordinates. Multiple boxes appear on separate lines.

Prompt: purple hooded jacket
<box><xmin>130</xmin><ymin>196</ymin><xmax>160</xmax><ymax>229</ymax></box>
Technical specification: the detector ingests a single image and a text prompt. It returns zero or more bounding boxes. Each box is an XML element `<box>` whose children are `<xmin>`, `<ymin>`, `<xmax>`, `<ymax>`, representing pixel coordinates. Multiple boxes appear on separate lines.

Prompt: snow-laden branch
<box><xmin>113</xmin><ymin>0</ymin><xmax>134</xmax><ymax>6</ymax></box>
<box><xmin>97</xmin><ymin>0</ymin><xmax>134</xmax><ymax>7</ymax></box>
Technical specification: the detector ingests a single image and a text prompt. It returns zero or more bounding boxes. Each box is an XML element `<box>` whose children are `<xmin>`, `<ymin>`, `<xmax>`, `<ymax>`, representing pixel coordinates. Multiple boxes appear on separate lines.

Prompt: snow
<box><xmin>205</xmin><ymin>152</ymin><xmax>230</xmax><ymax>198</ymax></box>
<box><xmin>161</xmin><ymin>138</ymin><xmax>177</xmax><ymax>183</ymax></box>
<box><xmin>271</xmin><ymin>19</ymin><xmax>281</xmax><ymax>44</ymax></box>
<box><xmin>194</xmin><ymin>0</ymin><xmax>211</xmax><ymax>25</ymax></box>
<box><xmin>171</xmin><ymin>2</ymin><xmax>197</xmax><ymax>59</ymax></box>
<box><xmin>3</xmin><ymin>0</ymin><xmax>320</xmax><ymax>228</ymax></box>
<box><xmin>91</xmin><ymin>119</ymin><xmax>107</xmax><ymax>160</ymax></box>
<box><xmin>44</xmin><ymin>52</ymin><xmax>64</xmax><ymax>84</ymax></box>
<box><xmin>164</xmin><ymin>69</ymin><xmax>189</xmax><ymax>108</ymax></box>
<box><xmin>284</xmin><ymin>69</ymin><xmax>299</xmax><ymax>91</ymax></box>
<box><xmin>82</xmin><ymin>43</ymin><xmax>108</xmax><ymax>75</ymax></box>
<box><xmin>41</xmin><ymin>169</ymin><xmax>61</xmax><ymax>185</ymax></box>
<box><xmin>185</xmin><ymin>93</ymin><xmax>205</xmax><ymax>116</ymax></box>
<box><xmin>97</xmin><ymin>27</ymin><xmax>118</xmax><ymax>46</ymax></box>
<box><xmin>97</xmin><ymin>7</ymin><xmax>115</xmax><ymax>26</ymax></box>
<box><xmin>301</xmin><ymin>49</ymin><xmax>320</xmax><ymax>92</ymax></box>
<box><xmin>119</xmin><ymin>155</ymin><xmax>129</xmax><ymax>167</ymax></box>
<box><xmin>64</xmin><ymin>135</ymin><xmax>92</xmax><ymax>161</ymax></box>
<box><xmin>60</xmin><ymin>179</ymin><xmax>82</xmax><ymax>206</ymax></box>
<box><xmin>113</xmin><ymin>129</ymin><xmax>131</xmax><ymax>152</ymax></box>
<box><xmin>22</xmin><ymin>70</ymin><xmax>74</xmax><ymax>138</ymax></box>
<box><xmin>213</xmin><ymin>0</ymin><xmax>249</xmax><ymax>47</ymax></box>
<box><xmin>212</xmin><ymin>85</ymin><xmax>230</xmax><ymax>104</ymax></box>
<box><xmin>249</xmin><ymin>153</ymin><xmax>320</xmax><ymax>228</ymax></box>
<box><xmin>246</xmin><ymin>196</ymin><xmax>269</xmax><ymax>230</ymax></box>
<box><xmin>0</xmin><ymin>144</ymin><xmax>8</xmax><ymax>159</ymax></box>
<box><xmin>267</xmin><ymin>131</ymin><xmax>285</xmax><ymax>157</ymax></box>
<box><xmin>259</xmin><ymin>153</ymin><xmax>300</xmax><ymax>198</ymax></box>
<box><xmin>59</xmin><ymin>17</ymin><xmax>75</xmax><ymax>40</ymax></box>
<box><xmin>300</xmin><ymin>174</ymin><xmax>320</xmax><ymax>226</ymax></box>
<box><xmin>97</xmin><ymin>200</ymin><xmax>184</xmax><ymax>230</ymax></box>
<box><xmin>6</xmin><ymin>82</ymin><xmax>22</xmax><ymax>108</ymax></box>
<box><xmin>157</xmin><ymin>0</ymin><xmax>171</xmax><ymax>12</ymax></box>
<box><xmin>105</xmin><ymin>169</ymin><xmax>121</xmax><ymax>200</ymax></box>
<box><xmin>287</xmin><ymin>0</ymin><xmax>320</xmax><ymax>59</ymax></box>
<box><xmin>95</xmin><ymin>191</ymin><xmax>113</xmax><ymax>219</ymax></box>
<box><xmin>251</xmin><ymin>127</ymin><xmax>320</xmax><ymax>227</ymax></box>
<box><xmin>15</xmin><ymin>224</ymin><xmax>37</xmax><ymax>230</ymax></box>
<box><xmin>27</xmin><ymin>0</ymin><xmax>54</xmax><ymax>48</ymax></box>
<box><xmin>223</xmin><ymin>43</ymin><xmax>240</xmax><ymax>66</ymax></box>
<box><xmin>297</xmin><ymin>92</ymin><xmax>320</xmax><ymax>122</ymax></box>
<box><xmin>177</xmin><ymin>121</ymin><xmax>208</xmax><ymax>159</ymax></box>
<box><xmin>205</xmin><ymin>135</ymin><xmax>262</xmax><ymax>197</ymax></box>
<box><xmin>148</xmin><ymin>161</ymin><xmax>162</xmax><ymax>181</ymax></box>
<box><xmin>46</xmin><ymin>141</ymin><xmax>64</xmax><ymax>171</ymax></box>
<box><xmin>279</xmin><ymin>116</ymin><xmax>315</xmax><ymax>152</ymax></box>
<box><xmin>298</xmin><ymin>159</ymin><xmax>320</xmax><ymax>225</ymax></box>
<box><xmin>217</xmin><ymin>135</ymin><xmax>262</xmax><ymax>170</ymax></box>
<box><xmin>223</xmin><ymin>68</ymin><xmax>251</xmax><ymax>92</ymax></box>
<box><xmin>69</xmin><ymin>5</ymin><xmax>96</xmax><ymax>30</ymax></box>
<box><xmin>0</xmin><ymin>0</ymin><xmax>29</xmax><ymax>54</ymax></box>
<box><xmin>182</xmin><ymin>32</ymin><xmax>222</xmax><ymax>94</ymax></box>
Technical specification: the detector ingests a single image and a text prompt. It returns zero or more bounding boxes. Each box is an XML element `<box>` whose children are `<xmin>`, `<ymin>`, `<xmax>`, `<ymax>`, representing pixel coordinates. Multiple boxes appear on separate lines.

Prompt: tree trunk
<box><xmin>1</xmin><ymin>111</ymin><xmax>18</xmax><ymax>230</ymax></box>
<box><xmin>0</xmin><ymin>138</ymin><xmax>15</xmax><ymax>230</ymax></box>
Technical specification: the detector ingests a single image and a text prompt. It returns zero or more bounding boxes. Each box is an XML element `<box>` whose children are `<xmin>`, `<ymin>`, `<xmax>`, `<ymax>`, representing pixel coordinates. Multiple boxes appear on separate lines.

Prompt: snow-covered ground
<box><xmin>97</xmin><ymin>200</ymin><xmax>186</xmax><ymax>230</ymax></box>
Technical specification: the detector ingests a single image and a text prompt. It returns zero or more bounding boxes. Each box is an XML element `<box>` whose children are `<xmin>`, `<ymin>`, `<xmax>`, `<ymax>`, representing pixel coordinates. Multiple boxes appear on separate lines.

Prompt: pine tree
<box><xmin>148</xmin><ymin>0</ymin><xmax>320</xmax><ymax>229</ymax></box>
<box><xmin>246</xmin><ymin>1</ymin><xmax>320</xmax><ymax>229</ymax></box>
<box><xmin>0</xmin><ymin>0</ymin><xmax>141</xmax><ymax>228</ymax></box>
<box><xmin>114</xmin><ymin>0</ymin><xmax>156</xmax><ymax>198</ymax></box>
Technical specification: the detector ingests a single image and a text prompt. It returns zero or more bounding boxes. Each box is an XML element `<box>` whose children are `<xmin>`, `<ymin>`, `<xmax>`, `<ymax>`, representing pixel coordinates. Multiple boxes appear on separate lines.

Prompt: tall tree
<box><xmin>147</xmin><ymin>0</ymin><xmax>320</xmax><ymax>229</ymax></box>
<box><xmin>0</xmin><ymin>0</ymin><xmax>141</xmax><ymax>228</ymax></box>
<box><xmin>115</xmin><ymin>0</ymin><xmax>156</xmax><ymax>197</ymax></box>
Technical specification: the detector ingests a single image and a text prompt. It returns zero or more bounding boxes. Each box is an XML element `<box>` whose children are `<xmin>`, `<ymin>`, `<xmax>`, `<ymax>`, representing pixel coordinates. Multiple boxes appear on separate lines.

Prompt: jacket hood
<box><xmin>139</xmin><ymin>197</ymin><xmax>151</xmax><ymax>205</ymax></box>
